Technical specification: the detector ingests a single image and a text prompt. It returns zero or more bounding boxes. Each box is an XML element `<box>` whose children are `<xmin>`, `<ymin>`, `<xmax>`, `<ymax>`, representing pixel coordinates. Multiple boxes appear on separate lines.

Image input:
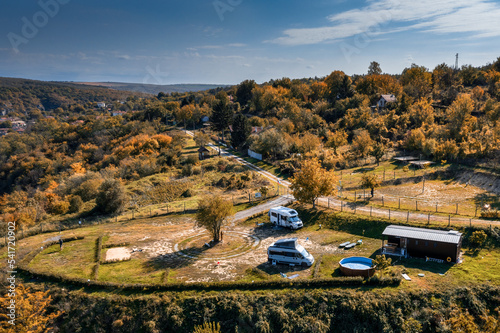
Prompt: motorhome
<box><xmin>267</xmin><ymin>238</ymin><xmax>314</xmax><ymax>267</ymax></box>
<box><xmin>268</xmin><ymin>206</ymin><xmax>303</xmax><ymax>229</ymax></box>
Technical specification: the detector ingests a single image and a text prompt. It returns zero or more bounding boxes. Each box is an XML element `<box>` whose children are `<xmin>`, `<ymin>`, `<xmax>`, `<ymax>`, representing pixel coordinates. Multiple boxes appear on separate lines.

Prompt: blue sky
<box><xmin>1</xmin><ymin>0</ymin><xmax>500</xmax><ymax>84</ymax></box>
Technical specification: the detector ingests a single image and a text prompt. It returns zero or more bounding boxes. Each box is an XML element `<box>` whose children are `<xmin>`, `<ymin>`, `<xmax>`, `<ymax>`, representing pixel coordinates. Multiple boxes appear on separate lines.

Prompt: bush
<box><xmin>469</xmin><ymin>230</ymin><xmax>487</xmax><ymax>247</ymax></box>
<box><xmin>95</xmin><ymin>179</ymin><xmax>127</xmax><ymax>214</ymax></box>
<box><xmin>69</xmin><ymin>195</ymin><xmax>83</xmax><ymax>213</ymax></box>
<box><xmin>181</xmin><ymin>189</ymin><xmax>194</xmax><ymax>198</ymax></box>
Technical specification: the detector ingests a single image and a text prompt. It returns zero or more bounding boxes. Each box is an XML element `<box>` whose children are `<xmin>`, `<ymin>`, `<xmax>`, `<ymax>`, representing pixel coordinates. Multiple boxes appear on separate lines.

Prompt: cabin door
<box><xmin>400</xmin><ymin>238</ymin><xmax>407</xmax><ymax>249</ymax></box>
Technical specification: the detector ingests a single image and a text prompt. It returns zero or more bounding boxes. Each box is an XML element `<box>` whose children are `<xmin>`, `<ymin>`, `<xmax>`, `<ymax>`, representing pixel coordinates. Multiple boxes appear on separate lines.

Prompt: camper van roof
<box><xmin>273</xmin><ymin>238</ymin><xmax>298</xmax><ymax>249</ymax></box>
<box><xmin>270</xmin><ymin>206</ymin><xmax>298</xmax><ymax>215</ymax></box>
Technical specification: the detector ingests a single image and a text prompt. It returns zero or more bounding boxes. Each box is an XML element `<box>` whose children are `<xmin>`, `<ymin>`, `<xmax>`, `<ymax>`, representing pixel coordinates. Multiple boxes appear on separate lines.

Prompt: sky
<box><xmin>1</xmin><ymin>0</ymin><xmax>500</xmax><ymax>85</ymax></box>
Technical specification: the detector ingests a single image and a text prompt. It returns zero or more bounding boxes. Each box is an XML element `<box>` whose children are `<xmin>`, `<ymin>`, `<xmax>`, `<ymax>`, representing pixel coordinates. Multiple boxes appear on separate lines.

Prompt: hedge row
<box><xmin>17</xmin><ymin>264</ymin><xmax>400</xmax><ymax>292</ymax></box>
<box><xmin>102</xmin><ymin>242</ymin><xmax>130</xmax><ymax>249</ymax></box>
<box><xmin>95</xmin><ymin>236</ymin><xmax>103</xmax><ymax>263</ymax></box>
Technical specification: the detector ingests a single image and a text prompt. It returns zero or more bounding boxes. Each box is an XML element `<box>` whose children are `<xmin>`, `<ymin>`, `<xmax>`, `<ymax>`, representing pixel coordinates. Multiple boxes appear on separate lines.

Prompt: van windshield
<box><xmin>289</xmin><ymin>216</ymin><xmax>300</xmax><ymax>222</ymax></box>
<box><xmin>295</xmin><ymin>244</ymin><xmax>310</xmax><ymax>258</ymax></box>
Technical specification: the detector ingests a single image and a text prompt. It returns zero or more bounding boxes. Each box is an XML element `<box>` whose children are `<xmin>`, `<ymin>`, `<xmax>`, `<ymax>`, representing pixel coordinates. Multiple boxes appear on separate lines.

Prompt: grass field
<box><xmin>15</xmin><ymin>202</ymin><xmax>499</xmax><ymax>291</ymax></box>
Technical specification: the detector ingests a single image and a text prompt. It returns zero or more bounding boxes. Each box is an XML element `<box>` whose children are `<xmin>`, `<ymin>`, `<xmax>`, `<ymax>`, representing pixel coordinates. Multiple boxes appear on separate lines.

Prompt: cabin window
<box><xmin>271</xmin><ymin>213</ymin><xmax>277</xmax><ymax>218</ymax></box>
<box><xmin>415</xmin><ymin>240</ymin><xmax>418</xmax><ymax>245</ymax></box>
<box><xmin>434</xmin><ymin>242</ymin><xmax>437</xmax><ymax>247</ymax></box>
<box><xmin>425</xmin><ymin>241</ymin><xmax>428</xmax><ymax>246</ymax></box>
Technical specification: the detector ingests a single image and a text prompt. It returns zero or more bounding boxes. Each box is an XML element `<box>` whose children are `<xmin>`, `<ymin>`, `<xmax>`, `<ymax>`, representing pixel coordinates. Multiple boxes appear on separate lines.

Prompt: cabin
<box><xmin>381</xmin><ymin>225</ymin><xmax>462</xmax><ymax>263</ymax></box>
<box><xmin>198</xmin><ymin>146</ymin><xmax>210</xmax><ymax>160</ymax></box>
<box><xmin>377</xmin><ymin>94</ymin><xmax>397</xmax><ymax>108</ymax></box>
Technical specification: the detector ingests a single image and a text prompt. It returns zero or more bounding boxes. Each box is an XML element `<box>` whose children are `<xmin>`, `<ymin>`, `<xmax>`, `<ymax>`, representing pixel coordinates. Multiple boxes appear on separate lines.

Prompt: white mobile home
<box><xmin>268</xmin><ymin>206</ymin><xmax>303</xmax><ymax>229</ymax></box>
<box><xmin>267</xmin><ymin>238</ymin><xmax>314</xmax><ymax>267</ymax></box>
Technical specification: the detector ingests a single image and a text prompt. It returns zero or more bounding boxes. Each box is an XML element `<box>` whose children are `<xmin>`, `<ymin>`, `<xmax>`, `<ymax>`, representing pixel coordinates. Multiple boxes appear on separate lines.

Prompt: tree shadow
<box><xmin>354</xmin><ymin>167</ymin><xmax>375</xmax><ymax>173</ymax></box>
<box><xmin>369</xmin><ymin>249</ymin><xmax>454</xmax><ymax>275</ymax></box>
<box><xmin>143</xmin><ymin>241</ymin><xmax>214</xmax><ymax>271</ymax></box>
<box><xmin>473</xmin><ymin>193</ymin><xmax>499</xmax><ymax>209</ymax></box>
<box><xmin>248</xmin><ymin>223</ymin><xmax>299</xmax><ymax>242</ymax></box>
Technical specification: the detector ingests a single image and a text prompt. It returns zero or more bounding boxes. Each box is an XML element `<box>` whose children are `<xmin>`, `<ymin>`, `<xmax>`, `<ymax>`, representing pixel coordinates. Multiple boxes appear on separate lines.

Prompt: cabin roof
<box><xmin>382</xmin><ymin>225</ymin><xmax>462</xmax><ymax>244</ymax></box>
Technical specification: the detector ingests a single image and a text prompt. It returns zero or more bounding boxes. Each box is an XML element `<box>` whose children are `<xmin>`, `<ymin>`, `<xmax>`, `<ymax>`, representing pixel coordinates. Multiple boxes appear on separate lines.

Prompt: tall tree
<box><xmin>361</xmin><ymin>173</ymin><xmax>380</xmax><ymax>197</ymax></box>
<box><xmin>368</xmin><ymin>61</ymin><xmax>382</xmax><ymax>75</ymax></box>
<box><xmin>211</xmin><ymin>95</ymin><xmax>233</xmax><ymax>151</ymax></box>
<box><xmin>290</xmin><ymin>158</ymin><xmax>336</xmax><ymax>208</ymax></box>
<box><xmin>236</xmin><ymin>79</ymin><xmax>256</xmax><ymax>107</ymax></box>
<box><xmin>231</xmin><ymin>113</ymin><xmax>251</xmax><ymax>149</ymax></box>
<box><xmin>196</xmin><ymin>196</ymin><xmax>233</xmax><ymax>243</ymax></box>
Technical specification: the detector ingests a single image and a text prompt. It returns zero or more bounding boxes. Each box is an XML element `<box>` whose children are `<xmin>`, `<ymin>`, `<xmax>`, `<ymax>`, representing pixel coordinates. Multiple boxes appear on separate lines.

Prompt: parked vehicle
<box><xmin>268</xmin><ymin>206</ymin><xmax>303</xmax><ymax>229</ymax></box>
<box><xmin>267</xmin><ymin>238</ymin><xmax>314</xmax><ymax>267</ymax></box>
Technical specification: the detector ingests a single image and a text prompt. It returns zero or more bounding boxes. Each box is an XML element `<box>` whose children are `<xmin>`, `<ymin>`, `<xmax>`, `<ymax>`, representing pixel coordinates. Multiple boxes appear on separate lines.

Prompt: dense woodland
<box><xmin>1</xmin><ymin>58</ymin><xmax>500</xmax><ymax>229</ymax></box>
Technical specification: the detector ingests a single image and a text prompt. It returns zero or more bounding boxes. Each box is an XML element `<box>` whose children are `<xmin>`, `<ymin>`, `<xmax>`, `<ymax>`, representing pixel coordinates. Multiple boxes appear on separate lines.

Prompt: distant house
<box><xmin>251</xmin><ymin>126</ymin><xmax>263</xmax><ymax>134</ymax></box>
<box><xmin>201</xmin><ymin>116</ymin><xmax>209</xmax><ymax>123</ymax></box>
<box><xmin>112</xmin><ymin>111</ymin><xmax>127</xmax><ymax>117</ymax></box>
<box><xmin>198</xmin><ymin>146</ymin><xmax>210</xmax><ymax>160</ymax></box>
<box><xmin>0</xmin><ymin>128</ymin><xmax>9</xmax><ymax>136</ymax></box>
<box><xmin>377</xmin><ymin>94</ymin><xmax>397</xmax><ymax>108</ymax></box>
<box><xmin>97</xmin><ymin>102</ymin><xmax>106</xmax><ymax>108</ymax></box>
<box><xmin>382</xmin><ymin>225</ymin><xmax>462</xmax><ymax>262</ymax></box>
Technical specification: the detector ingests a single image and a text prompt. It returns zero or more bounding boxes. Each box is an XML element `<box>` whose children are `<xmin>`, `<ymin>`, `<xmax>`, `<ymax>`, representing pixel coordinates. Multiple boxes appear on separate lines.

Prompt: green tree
<box><xmin>95</xmin><ymin>179</ymin><xmax>127</xmax><ymax>215</ymax></box>
<box><xmin>196</xmin><ymin>196</ymin><xmax>234</xmax><ymax>243</ymax></box>
<box><xmin>236</xmin><ymin>79</ymin><xmax>256</xmax><ymax>107</ymax></box>
<box><xmin>290</xmin><ymin>158</ymin><xmax>336</xmax><ymax>208</ymax></box>
<box><xmin>211</xmin><ymin>95</ymin><xmax>233</xmax><ymax>151</ymax></box>
<box><xmin>231</xmin><ymin>113</ymin><xmax>251</xmax><ymax>149</ymax></box>
<box><xmin>368</xmin><ymin>61</ymin><xmax>382</xmax><ymax>75</ymax></box>
<box><xmin>250</xmin><ymin>128</ymin><xmax>289</xmax><ymax>159</ymax></box>
<box><xmin>194</xmin><ymin>132</ymin><xmax>211</xmax><ymax>148</ymax></box>
<box><xmin>68</xmin><ymin>195</ymin><xmax>83</xmax><ymax>213</ymax></box>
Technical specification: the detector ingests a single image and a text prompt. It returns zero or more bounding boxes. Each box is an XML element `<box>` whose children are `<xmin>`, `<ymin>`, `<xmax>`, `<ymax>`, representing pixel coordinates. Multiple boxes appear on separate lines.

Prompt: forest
<box><xmin>1</xmin><ymin>58</ymin><xmax>500</xmax><ymax>229</ymax></box>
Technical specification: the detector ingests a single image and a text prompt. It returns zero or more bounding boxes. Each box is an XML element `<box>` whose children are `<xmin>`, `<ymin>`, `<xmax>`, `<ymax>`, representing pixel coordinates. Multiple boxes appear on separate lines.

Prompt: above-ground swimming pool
<box><xmin>339</xmin><ymin>257</ymin><xmax>376</xmax><ymax>277</ymax></box>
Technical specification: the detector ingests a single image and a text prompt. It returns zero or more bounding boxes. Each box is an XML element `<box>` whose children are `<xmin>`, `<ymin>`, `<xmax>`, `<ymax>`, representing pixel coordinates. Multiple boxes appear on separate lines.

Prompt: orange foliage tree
<box><xmin>0</xmin><ymin>284</ymin><xmax>61</xmax><ymax>333</ymax></box>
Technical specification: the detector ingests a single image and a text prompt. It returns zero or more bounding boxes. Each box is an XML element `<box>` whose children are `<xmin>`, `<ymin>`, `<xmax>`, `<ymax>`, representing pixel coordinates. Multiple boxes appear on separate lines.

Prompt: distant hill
<box><xmin>72</xmin><ymin>82</ymin><xmax>229</xmax><ymax>95</ymax></box>
<box><xmin>0</xmin><ymin>77</ymin><xmax>142</xmax><ymax>111</ymax></box>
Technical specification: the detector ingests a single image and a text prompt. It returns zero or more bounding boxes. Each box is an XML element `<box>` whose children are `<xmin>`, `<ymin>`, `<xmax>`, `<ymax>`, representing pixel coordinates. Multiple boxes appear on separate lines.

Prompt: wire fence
<box><xmin>316</xmin><ymin>197</ymin><xmax>498</xmax><ymax>230</ymax></box>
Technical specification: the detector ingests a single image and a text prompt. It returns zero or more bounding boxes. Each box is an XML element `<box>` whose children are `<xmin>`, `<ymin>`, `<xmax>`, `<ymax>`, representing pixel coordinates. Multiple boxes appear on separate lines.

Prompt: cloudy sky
<box><xmin>1</xmin><ymin>0</ymin><xmax>499</xmax><ymax>85</ymax></box>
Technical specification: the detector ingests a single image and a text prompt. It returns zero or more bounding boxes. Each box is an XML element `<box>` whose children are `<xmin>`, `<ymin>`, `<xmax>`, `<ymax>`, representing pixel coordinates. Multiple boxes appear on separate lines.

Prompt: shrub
<box><xmin>373</xmin><ymin>255</ymin><xmax>392</xmax><ymax>270</ymax></box>
<box><xmin>470</xmin><ymin>230</ymin><xmax>487</xmax><ymax>247</ymax></box>
<box><xmin>181</xmin><ymin>189</ymin><xmax>194</xmax><ymax>198</ymax></box>
<box><xmin>95</xmin><ymin>179</ymin><xmax>127</xmax><ymax>214</ymax></box>
<box><xmin>184</xmin><ymin>154</ymin><xmax>199</xmax><ymax>165</ymax></box>
<box><xmin>68</xmin><ymin>195</ymin><xmax>83</xmax><ymax>213</ymax></box>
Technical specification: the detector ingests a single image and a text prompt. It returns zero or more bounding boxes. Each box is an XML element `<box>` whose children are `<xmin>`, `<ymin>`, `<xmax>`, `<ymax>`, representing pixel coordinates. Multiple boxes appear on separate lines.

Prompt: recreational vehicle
<box><xmin>267</xmin><ymin>238</ymin><xmax>314</xmax><ymax>267</ymax></box>
<box><xmin>268</xmin><ymin>206</ymin><xmax>303</xmax><ymax>229</ymax></box>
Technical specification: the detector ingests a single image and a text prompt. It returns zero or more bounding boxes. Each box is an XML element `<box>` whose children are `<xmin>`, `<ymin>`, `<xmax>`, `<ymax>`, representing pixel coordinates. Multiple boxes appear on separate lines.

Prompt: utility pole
<box><xmin>455</xmin><ymin>53</ymin><xmax>459</xmax><ymax>70</ymax></box>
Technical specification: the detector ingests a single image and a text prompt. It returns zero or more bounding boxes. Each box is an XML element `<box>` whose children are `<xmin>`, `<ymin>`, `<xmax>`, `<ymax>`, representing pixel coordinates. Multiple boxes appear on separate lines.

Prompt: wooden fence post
<box><xmin>382</xmin><ymin>196</ymin><xmax>384</xmax><ymax>207</ymax></box>
<box><xmin>341</xmin><ymin>201</ymin><xmax>343</xmax><ymax>212</ymax></box>
<box><xmin>370</xmin><ymin>206</ymin><xmax>372</xmax><ymax>217</ymax></box>
<box><xmin>407</xmin><ymin>211</ymin><xmax>409</xmax><ymax>223</ymax></box>
<box><xmin>448</xmin><ymin>215</ymin><xmax>451</xmax><ymax>227</ymax></box>
<box><xmin>388</xmin><ymin>209</ymin><xmax>391</xmax><ymax>220</ymax></box>
<box><xmin>399</xmin><ymin>198</ymin><xmax>401</xmax><ymax>209</ymax></box>
<box><xmin>455</xmin><ymin>203</ymin><xmax>458</xmax><ymax>215</ymax></box>
<box><xmin>428</xmin><ymin>213</ymin><xmax>430</xmax><ymax>225</ymax></box>
<box><xmin>416</xmin><ymin>200</ymin><xmax>418</xmax><ymax>211</ymax></box>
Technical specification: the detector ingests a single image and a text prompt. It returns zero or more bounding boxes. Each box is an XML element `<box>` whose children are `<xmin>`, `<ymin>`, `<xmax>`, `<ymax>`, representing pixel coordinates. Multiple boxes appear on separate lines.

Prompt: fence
<box><xmin>0</xmin><ymin>191</ymin><xmax>281</xmax><ymax>247</ymax></box>
<box><xmin>316</xmin><ymin>196</ymin><xmax>498</xmax><ymax>229</ymax></box>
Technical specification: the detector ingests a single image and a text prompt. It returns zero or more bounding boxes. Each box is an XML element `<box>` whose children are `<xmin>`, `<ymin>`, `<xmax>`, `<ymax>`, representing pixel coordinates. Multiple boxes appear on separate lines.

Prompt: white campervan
<box><xmin>268</xmin><ymin>206</ymin><xmax>303</xmax><ymax>229</ymax></box>
<box><xmin>267</xmin><ymin>238</ymin><xmax>314</xmax><ymax>267</ymax></box>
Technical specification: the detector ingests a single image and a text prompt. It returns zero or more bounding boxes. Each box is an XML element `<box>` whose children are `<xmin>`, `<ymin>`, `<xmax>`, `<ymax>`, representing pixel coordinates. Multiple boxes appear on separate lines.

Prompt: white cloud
<box><xmin>269</xmin><ymin>0</ymin><xmax>500</xmax><ymax>45</ymax></box>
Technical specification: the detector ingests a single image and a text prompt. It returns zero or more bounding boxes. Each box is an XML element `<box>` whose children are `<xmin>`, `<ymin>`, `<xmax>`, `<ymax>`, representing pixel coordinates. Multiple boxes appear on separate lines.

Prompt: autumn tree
<box><xmin>231</xmin><ymin>113</ymin><xmax>251</xmax><ymax>149</ymax></box>
<box><xmin>326</xmin><ymin>130</ymin><xmax>348</xmax><ymax>155</ymax></box>
<box><xmin>175</xmin><ymin>104</ymin><xmax>195</xmax><ymax>129</ymax></box>
<box><xmin>361</xmin><ymin>173</ymin><xmax>380</xmax><ymax>197</ymax></box>
<box><xmin>196</xmin><ymin>196</ymin><xmax>234</xmax><ymax>243</ymax></box>
<box><xmin>194</xmin><ymin>132</ymin><xmax>211</xmax><ymax>147</ymax></box>
<box><xmin>370</xmin><ymin>142</ymin><xmax>385</xmax><ymax>166</ymax></box>
<box><xmin>401</xmin><ymin>64</ymin><xmax>432</xmax><ymax>99</ymax></box>
<box><xmin>446</xmin><ymin>94</ymin><xmax>476</xmax><ymax>141</ymax></box>
<box><xmin>290</xmin><ymin>158</ymin><xmax>336</xmax><ymax>208</ymax></box>
<box><xmin>95</xmin><ymin>178</ymin><xmax>127</xmax><ymax>215</ymax></box>
<box><xmin>351</xmin><ymin>129</ymin><xmax>373</xmax><ymax>160</ymax></box>
<box><xmin>249</xmin><ymin>128</ymin><xmax>289</xmax><ymax>159</ymax></box>
<box><xmin>0</xmin><ymin>284</ymin><xmax>61</xmax><ymax>333</ymax></box>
